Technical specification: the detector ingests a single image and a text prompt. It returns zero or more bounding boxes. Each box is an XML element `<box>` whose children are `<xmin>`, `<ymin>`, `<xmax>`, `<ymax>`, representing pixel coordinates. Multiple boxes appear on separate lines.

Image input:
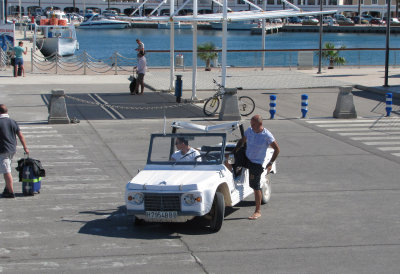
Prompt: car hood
<box><xmin>127</xmin><ymin>167</ymin><xmax>227</xmax><ymax>191</ymax></box>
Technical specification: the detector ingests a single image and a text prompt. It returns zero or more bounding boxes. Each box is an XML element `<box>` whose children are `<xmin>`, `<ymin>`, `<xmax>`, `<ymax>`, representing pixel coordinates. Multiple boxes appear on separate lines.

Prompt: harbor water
<box><xmin>76</xmin><ymin>28</ymin><xmax>400</xmax><ymax>67</ymax></box>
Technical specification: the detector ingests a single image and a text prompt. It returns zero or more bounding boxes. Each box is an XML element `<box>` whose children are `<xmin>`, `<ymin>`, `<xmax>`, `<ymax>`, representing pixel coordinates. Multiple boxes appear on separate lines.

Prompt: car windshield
<box><xmin>147</xmin><ymin>133</ymin><xmax>226</xmax><ymax>165</ymax></box>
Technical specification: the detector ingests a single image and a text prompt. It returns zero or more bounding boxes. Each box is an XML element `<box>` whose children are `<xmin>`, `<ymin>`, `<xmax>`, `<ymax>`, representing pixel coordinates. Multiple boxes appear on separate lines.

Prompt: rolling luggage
<box><xmin>16</xmin><ymin>155</ymin><xmax>45</xmax><ymax>196</ymax></box>
<box><xmin>129</xmin><ymin>75</ymin><xmax>137</xmax><ymax>94</ymax></box>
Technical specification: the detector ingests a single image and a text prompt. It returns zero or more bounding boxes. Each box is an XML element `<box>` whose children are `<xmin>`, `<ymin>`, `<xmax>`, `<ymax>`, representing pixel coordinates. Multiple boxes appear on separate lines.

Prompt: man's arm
<box><xmin>265</xmin><ymin>141</ymin><xmax>280</xmax><ymax>172</ymax></box>
<box><xmin>17</xmin><ymin>131</ymin><xmax>29</xmax><ymax>154</ymax></box>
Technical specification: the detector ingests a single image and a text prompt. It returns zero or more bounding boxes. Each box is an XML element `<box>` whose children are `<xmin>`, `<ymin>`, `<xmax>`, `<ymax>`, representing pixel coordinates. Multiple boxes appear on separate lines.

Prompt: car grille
<box><xmin>144</xmin><ymin>194</ymin><xmax>181</xmax><ymax>211</ymax></box>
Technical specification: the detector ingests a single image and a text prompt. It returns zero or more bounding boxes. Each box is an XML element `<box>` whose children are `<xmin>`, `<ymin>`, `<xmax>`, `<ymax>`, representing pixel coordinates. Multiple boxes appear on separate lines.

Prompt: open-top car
<box><xmin>125</xmin><ymin>121</ymin><xmax>277</xmax><ymax>232</ymax></box>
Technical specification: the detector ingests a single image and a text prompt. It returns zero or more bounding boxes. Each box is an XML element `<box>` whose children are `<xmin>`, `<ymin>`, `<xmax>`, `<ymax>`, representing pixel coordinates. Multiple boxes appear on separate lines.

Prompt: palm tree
<box><xmin>197</xmin><ymin>42</ymin><xmax>218</xmax><ymax>71</ymax></box>
<box><xmin>321</xmin><ymin>42</ymin><xmax>346</xmax><ymax>69</ymax></box>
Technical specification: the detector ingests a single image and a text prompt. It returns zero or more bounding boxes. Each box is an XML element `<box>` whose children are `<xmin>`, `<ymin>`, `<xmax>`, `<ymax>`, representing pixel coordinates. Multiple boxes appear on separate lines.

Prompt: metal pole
<box><xmin>221</xmin><ymin>0</ymin><xmax>227</xmax><ymax>88</ymax></box>
<box><xmin>261</xmin><ymin>0</ymin><xmax>266</xmax><ymax>70</ymax></box>
<box><xmin>384</xmin><ymin>0</ymin><xmax>391</xmax><ymax>87</ymax></box>
<box><xmin>192</xmin><ymin>0</ymin><xmax>198</xmax><ymax>100</ymax></box>
<box><xmin>169</xmin><ymin>0</ymin><xmax>175</xmax><ymax>91</ymax></box>
<box><xmin>31</xmin><ymin>48</ymin><xmax>33</xmax><ymax>72</ymax></box>
<box><xmin>317</xmin><ymin>0</ymin><xmax>323</xmax><ymax>74</ymax></box>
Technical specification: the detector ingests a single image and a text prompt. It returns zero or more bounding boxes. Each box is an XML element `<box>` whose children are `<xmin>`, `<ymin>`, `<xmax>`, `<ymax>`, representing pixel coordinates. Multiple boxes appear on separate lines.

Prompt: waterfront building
<box><xmin>5</xmin><ymin>0</ymin><xmax>399</xmax><ymax>19</ymax></box>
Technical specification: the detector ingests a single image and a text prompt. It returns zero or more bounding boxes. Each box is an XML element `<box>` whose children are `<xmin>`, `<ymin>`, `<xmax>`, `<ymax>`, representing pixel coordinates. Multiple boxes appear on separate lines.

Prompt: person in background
<box><xmin>13</xmin><ymin>41</ymin><xmax>27</xmax><ymax>77</ymax></box>
<box><xmin>134</xmin><ymin>51</ymin><xmax>147</xmax><ymax>95</ymax></box>
<box><xmin>135</xmin><ymin>38</ymin><xmax>144</xmax><ymax>56</ymax></box>
<box><xmin>0</xmin><ymin>104</ymin><xmax>29</xmax><ymax>198</ymax></box>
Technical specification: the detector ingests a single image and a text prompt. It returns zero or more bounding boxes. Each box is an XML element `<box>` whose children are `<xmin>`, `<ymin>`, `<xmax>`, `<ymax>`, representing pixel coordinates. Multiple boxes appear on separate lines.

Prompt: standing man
<box><xmin>135</xmin><ymin>38</ymin><xmax>144</xmax><ymax>56</ymax></box>
<box><xmin>13</xmin><ymin>41</ymin><xmax>28</xmax><ymax>77</ymax></box>
<box><xmin>0</xmin><ymin>104</ymin><xmax>29</xmax><ymax>198</ymax></box>
<box><xmin>235</xmin><ymin>115</ymin><xmax>280</xmax><ymax>220</ymax></box>
<box><xmin>134</xmin><ymin>51</ymin><xmax>147</xmax><ymax>95</ymax></box>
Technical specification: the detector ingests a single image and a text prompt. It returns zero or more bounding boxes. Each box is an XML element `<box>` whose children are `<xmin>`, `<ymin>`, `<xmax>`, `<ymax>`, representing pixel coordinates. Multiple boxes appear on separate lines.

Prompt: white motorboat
<box><xmin>210</xmin><ymin>21</ymin><xmax>258</xmax><ymax>30</ymax></box>
<box><xmin>36</xmin><ymin>25</ymin><xmax>78</xmax><ymax>57</ymax></box>
<box><xmin>35</xmin><ymin>10</ymin><xmax>79</xmax><ymax>57</ymax></box>
<box><xmin>158</xmin><ymin>21</ymin><xmax>193</xmax><ymax>29</ymax></box>
<box><xmin>79</xmin><ymin>14</ymin><xmax>130</xmax><ymax>29</ymax></box>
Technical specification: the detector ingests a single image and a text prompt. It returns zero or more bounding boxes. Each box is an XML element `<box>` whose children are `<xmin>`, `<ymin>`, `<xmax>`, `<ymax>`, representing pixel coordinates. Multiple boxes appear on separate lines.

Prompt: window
<box><xmin>267</xmin><ymin>0</ymin><xmax>275</xmax><ymax>4</ymax></box>
<box><xmin>343</xmin><ymin>0</ymin><xmax>352</xmax><ymax>4</ymax></box>
<box><xmin>371</xmin><ymin>0</ymin><xmax>378</xmax><ymax>4</ymax></box>
<box><xmin>308</xmin><ymin>0</ymin><xmax>315</xmax><ymax>5</ymax></box>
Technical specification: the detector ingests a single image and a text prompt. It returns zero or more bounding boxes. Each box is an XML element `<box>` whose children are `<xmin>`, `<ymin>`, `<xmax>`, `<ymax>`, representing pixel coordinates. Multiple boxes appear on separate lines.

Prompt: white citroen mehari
<box><xmin>125</xmin><ymin>121</ymin><xmax>276</xmax><ymax>232</ymax></box>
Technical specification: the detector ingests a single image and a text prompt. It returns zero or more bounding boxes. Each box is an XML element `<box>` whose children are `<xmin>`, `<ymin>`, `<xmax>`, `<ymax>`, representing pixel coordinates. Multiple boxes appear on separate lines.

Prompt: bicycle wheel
<box><xmin>203</xmin><ymin>97</ymin><xmax>220</xmax><ymax>116</ymax></box>
<box><xmin>238</xmin><ymin>96</ymin><xmax>255</xmax><ymax>116</ymax></box>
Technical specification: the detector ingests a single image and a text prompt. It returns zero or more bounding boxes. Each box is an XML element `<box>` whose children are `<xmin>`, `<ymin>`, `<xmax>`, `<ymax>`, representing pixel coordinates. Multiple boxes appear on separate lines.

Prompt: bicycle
<box><xmin>203</xmin><ymin>79</ymin><xmax>255</xmax><ymax>117</ymax></box>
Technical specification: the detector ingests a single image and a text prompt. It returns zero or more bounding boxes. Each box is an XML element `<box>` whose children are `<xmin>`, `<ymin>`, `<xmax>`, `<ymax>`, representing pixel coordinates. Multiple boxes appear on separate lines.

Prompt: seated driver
<box><xmin>171</xmin><ymin>137</ymin><xmax>201</xmax><ymax>162</ymax></box>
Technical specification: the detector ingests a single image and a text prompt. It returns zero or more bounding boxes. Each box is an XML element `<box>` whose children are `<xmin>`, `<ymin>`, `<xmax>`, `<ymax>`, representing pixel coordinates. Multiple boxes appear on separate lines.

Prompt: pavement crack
<box><xmin>177</xmin><ymin>235</ymin><xmax>210</xmax><ymax>274</ymax></box>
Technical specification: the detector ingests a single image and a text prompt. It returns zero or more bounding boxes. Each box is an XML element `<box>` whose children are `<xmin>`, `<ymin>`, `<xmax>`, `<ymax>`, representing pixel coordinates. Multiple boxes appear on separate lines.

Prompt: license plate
<box><xmin>145</xmin><ymin>211</ymin><xmax>177</xmax><ymax>219</ymax></box>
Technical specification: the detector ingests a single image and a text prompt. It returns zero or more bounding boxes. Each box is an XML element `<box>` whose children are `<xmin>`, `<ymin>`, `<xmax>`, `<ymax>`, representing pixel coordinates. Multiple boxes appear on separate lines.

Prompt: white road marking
<box><xmin>20</xmin><ymin>126</ymin><xmax>54</xmax><ymax>129</ymax></box>
<box><xmin>306</xmin><ymin>119</ymin><xmax>377</xmax><ymax>124</ymax></box>
<box><xmin>43</xmin><ymin>161</ymin><xmax>94</xmax><ymax>167</ymax></box>
<box><xmin>377</xmin><ymin>147</ymin><xmax>400</xmax><ymax>151</ymax></box>
<box><xmin>24</xmin><ymin>134</ymin><xmax>63</xmax><ymax>138</ymax></box>
<box><xmin>319</xmin><ymin>124</ymin><xmax>399</xmax><ymax>128</ymax></box>
<box><xmin>363</xmin><ymin>141</ymin><xmax>400</xmax><ymax>146</ymax></box>
<box><xmin>392</xmin><ymin>153</ymin><xmax>400</xmax><ymax>157</ymax></box>
<box><xmin>16</xmin><ymin>145</ymin><xmax>74</xmax><ymax>149</ymax></box>
<box><xmin>327</xmin><ymin>128</ymin><xmax>400</xmax><ymax>132</ymax></box>
<box><xmin>21</xmin><ymin>130</ymin><xmax>58</xmax><ymax>134</ymax></box>
<box><xmin>350</xmin><ymin>136</ymin><xmax>400</xmax><ymax>141</ymax></box>
<box><xmin>339</xmin><ymin>132</ymin><xmax>400</xmax><ymax>136</ymax></box>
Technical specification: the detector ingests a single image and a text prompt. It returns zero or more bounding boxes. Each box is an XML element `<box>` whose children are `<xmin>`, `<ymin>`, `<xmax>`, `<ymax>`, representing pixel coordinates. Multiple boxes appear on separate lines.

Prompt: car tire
<box><xmin>209</xmin><ymin>192</ymin><xmax>225</xmax><ymax>232</ymax></box>
<box><xmin>261</xmin><ymin>174</ymin><xmax>271</xmax><ymax>205</ymax></box>
<box><xmin>134</xmin><ymin>216</ymin><xmax>144</xmax><ymax>226</ymax></box>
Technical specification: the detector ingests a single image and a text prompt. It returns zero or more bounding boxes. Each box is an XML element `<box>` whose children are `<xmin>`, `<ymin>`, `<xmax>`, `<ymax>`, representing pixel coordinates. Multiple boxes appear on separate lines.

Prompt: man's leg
<box><xmin>14</xmin><ymin>65</ymin><xmax>17</xmax><ymax>77</ymax></box>
<box><xmin>4</xmin><ymin>172</ymin><xmax>14</xmax><ymax>193</ymax></box>
<box><xmin>21</xmin><ymin>64</ymin><xmax>25</xmax><ymax>77</ymax></box>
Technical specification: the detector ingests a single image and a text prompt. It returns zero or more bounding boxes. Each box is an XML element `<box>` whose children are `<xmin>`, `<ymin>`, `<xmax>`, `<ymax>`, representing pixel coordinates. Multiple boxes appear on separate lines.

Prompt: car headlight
<box><xmin>183</xmin><ymin>193</ymin><xmax>202</xmax><ymax>206</ymax></box>
<box><xmin>127</xmin><ymin>192</ymin><xmax>144</xmax><ymax>205</ymax></box>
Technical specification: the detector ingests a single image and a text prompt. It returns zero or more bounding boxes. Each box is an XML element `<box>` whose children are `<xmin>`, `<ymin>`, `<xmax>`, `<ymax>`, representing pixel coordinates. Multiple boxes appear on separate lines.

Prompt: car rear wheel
<box><xmin>209</xmin><ymin>192</ymin><xmax>225</xmax><ymax>232</ymax></box>
<box><xmin>261</xmin><ymin>174</ymin><xmax>271</xmax><ymax>205</ymax></box>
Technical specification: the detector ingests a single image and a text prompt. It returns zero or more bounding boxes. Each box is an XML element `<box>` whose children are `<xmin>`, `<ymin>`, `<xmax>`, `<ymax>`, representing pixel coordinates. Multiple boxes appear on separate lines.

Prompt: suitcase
<box><xmin>16</xmin><ymin>155</ymin><xmax>45</xmax><ymax>196</ymax></box>
<box><xmin>129</xmin><ymin>76</ymin><xmax>137</xmax><ymax>94</ymax></box>
<box><xmin>22</xmin><ymin>162</ymin><xmax>42</xmax><ymax>196</ymax></box>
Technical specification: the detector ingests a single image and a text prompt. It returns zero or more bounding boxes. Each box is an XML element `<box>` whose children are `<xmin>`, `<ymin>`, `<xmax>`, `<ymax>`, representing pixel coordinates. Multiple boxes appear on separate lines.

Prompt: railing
<box><xmin>31</xmin><ymin>50</ymin><xmax>137</xmax><ymax>75</ymax></box>
<box><xmin>27</xmin><ymin>47</ymin><xmax>400</xmax><ymax>75</ymax></box>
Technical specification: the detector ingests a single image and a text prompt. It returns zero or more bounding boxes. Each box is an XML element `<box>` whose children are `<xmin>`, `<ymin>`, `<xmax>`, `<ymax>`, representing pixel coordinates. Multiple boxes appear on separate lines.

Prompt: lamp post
<box><xmin>384</xmin><ymin>0</ymin><xmax>391</xmax><ymax>87</ymax></box>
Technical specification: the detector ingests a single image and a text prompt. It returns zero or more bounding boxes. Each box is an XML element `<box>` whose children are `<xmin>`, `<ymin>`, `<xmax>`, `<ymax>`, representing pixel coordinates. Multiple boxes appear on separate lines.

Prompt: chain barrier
<box><xmin>31</xmin><ymin>50</ymin><xmax>137</xmax><ymax>74</ymax></box>
<box><xmin>64</xmin><ymin>94</ymin><xmax>194</xmax><ymax>111</ymax></box>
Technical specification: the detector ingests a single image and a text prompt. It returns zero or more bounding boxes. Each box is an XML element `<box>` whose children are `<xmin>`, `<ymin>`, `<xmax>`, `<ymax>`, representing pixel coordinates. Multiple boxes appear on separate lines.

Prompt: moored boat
<box><xmin>79</xmin><ymin>14</ymin><xmax>130</xmax><ymax>29</ymax></box>
<box><xmin>35</xmin><ymin>10</ymin><xmax>79</xmax><ymax>57</ymax></box>
<box><xmin>210</xmin><ymin>20</ymin><xmax>258</xmax><ymax>30</ymax></box>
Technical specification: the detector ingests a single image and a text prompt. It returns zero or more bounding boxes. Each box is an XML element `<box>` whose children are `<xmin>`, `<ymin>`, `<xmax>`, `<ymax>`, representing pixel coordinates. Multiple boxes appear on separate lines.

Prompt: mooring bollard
<box><xmin>386</xmin><ymin>93</ymin><xmax>393</xmax><ymax>117</ymax></box>
<box><xmin>301</xmin><ymin>94</ymin><xmax>308</xmax><ymax>118</ymax></box>
<box><xmin>269</xmin><ymin>95</ymin><xmax>276</xmax><ymax>119</ymax></box>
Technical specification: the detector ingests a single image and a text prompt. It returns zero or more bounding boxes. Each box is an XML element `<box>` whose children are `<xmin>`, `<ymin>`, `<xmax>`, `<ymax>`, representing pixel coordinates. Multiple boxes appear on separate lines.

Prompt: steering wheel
<box><xmin>195</xmin><ymin>151</ymin><xmax>218</xmax><ymax>162</ymax></box>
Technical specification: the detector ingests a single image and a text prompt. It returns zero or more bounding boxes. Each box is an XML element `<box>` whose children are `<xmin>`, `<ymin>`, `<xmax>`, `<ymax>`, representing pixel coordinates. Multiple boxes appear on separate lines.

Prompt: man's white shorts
<box><xmin>0</xmin><ymin>153</ymin><xmax>14</xmax><ymax>174</ymax></box>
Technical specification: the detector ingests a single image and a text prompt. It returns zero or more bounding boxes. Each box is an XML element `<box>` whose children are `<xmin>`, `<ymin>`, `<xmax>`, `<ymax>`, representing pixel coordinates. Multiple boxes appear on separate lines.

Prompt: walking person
<box><xmin>0</xmin><ymin>104</ymin><xmax>29</xmax><ymax>198</ymax></box>
<box><xmin>13</xmin><ymin>41</ymin><xmax>28</xmax><ymax>77</ymax></box>
<box><xmin>134</xmin><ymin>51</ymin><xmax>147</xmax><ymax>95</ymax></box>
<box><xmin>234</xmin><ymin>115</ymin><xmax>280</xmax><ymax>220</ymax></box>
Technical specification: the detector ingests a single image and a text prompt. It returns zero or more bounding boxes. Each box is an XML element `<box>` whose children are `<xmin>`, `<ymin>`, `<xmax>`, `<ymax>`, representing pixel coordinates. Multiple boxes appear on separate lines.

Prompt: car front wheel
<box><xmin>209</xmin><ymin>192</ymin><xmax>225</xmax><ymax>232</ymax></box>
<box><xmin>261</xmin><ymin>174</ymin><xmax>271</xmax><ymax>204</ymax></box>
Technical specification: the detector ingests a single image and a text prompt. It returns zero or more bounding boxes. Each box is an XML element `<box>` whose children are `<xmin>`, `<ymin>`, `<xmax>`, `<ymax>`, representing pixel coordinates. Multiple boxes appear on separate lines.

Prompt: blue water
<box><xmin>75</xmin><ymin>28</ymin><xmax>400</xmax><ymax>67</ymax></box>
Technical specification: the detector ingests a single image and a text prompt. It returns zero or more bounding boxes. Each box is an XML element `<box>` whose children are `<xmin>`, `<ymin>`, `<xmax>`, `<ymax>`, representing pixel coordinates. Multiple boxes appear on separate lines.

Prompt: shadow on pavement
<box><xmin>69</xmin><ymin>205</ymin><xmax>245</xmax><ymax>238</ymax></box>
<box><xmin>43</xmin><ymin>92</ymin><xmax>204</xmax><ymax>120</ymax></box>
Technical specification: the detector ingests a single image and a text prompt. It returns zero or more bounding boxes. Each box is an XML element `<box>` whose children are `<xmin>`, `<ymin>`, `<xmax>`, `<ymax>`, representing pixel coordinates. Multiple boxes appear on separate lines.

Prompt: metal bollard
<box><xmin>269</xmin><ymin>95</ymin><xmax>276</xmax><ymax>119</ymax></box>
<box><xmin>175</xmin><ymin>75</ymin><xmax>183</xmax><ymax>103</ymax></box>
<box><xmin>386</xmin><ymin>93</ymin><xmax>392</xmax><ymax>117</ymax></box>
<box><xmin>301</xmin><ymin>94</ymin><xmax>308</xmax><ymax>118</ymax></box>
